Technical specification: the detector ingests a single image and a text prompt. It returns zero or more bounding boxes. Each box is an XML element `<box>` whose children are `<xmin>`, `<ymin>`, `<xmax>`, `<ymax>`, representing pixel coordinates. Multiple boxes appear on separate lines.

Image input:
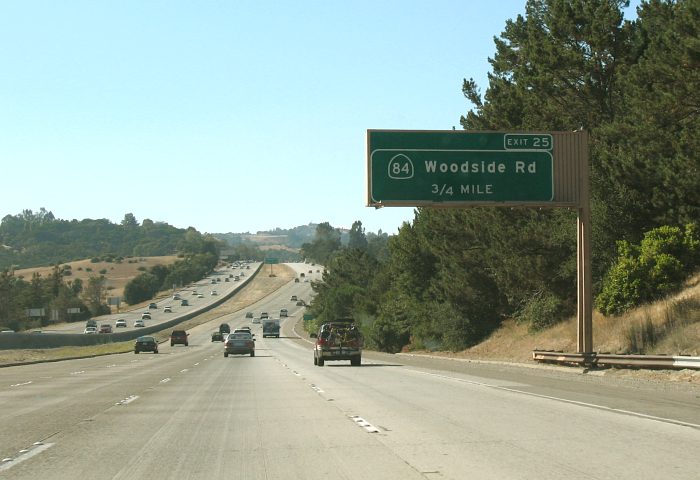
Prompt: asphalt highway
<box><xmin>1</xmin><ymin>265</ymin><xmax>698</xmax><ymax>479</ymax></box>
<box><xmin>46</xmin><ymin>262</ymin><xmax>262</xmax><ymax>334</ymax></box>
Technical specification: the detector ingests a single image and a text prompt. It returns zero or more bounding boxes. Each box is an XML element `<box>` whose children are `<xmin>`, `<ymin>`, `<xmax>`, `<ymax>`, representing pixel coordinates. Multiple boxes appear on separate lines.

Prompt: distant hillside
<box><xmin>214</xmin><ymin>223</ymin><xmax>318</xmax><ymax>249</ymax></box>
<box><xmin>0</xmin><ymin>209</ymin><xmax>215</xmax><ymax>270</ymax></box>
<box><xmin>13</xmin><ymin>255</ymin><xmax>180</xmax><ymax>301</ymax></box>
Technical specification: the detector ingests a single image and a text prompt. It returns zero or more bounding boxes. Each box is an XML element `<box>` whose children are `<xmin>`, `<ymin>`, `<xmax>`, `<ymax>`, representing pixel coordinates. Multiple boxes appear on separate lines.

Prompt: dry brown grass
<box><xmin>593</xmin><ymin>273</ymin><xmax>700</xmax><ymax>356</ymax></box>
<box><xmin>13</xmin><ymin>256</ymin><xmax>180</xmax><ymax>300</ymax></box>
<box><xmin>426</xmin><ymin>273</ymin><xmax>700</xmax><ymax>365</ymax></box>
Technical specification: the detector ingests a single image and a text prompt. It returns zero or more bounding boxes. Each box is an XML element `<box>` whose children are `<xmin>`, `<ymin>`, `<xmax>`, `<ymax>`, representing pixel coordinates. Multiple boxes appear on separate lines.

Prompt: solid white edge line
<box><xmin>407</xmin><ymin>369</ymin><xmax>700</xmax><ymax>430</ymax></box>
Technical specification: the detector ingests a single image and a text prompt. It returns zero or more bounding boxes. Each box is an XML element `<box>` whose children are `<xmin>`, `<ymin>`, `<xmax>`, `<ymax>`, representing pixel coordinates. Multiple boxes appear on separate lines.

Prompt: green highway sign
<box><xmin>367</xmin><ymin>130</ymin><xmax>555</xmax><ymax>206</ymax></box>
<box><xmin>264</xmin><ymin>257</ymin><xmax>279</xmax><ymax>264</ymax></box>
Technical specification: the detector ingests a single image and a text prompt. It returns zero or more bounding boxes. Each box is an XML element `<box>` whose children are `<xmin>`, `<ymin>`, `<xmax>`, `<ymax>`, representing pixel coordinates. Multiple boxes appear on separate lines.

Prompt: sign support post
<box><xmin>577</xmin><ymin>134</ymin><xmax>593</xmax><ymax>354</ymax></box>
<box><xmin>367</xmin><ymin>129</ymin><xmax>592</xmax><ymax>354</ymax></box>
<box><xmin>265</xmin><ymin>257</ymin><xmax>279</xmax><ymax>276</ymax></box>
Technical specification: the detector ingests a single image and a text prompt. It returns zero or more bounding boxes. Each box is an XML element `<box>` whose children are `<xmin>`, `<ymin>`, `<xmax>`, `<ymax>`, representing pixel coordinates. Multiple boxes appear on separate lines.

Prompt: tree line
<box><xmin>306</xmin><ymin>0</ymin><xmax>700</xmax><ymax>353</ymax></box>
<box><xmin>0</xmin><ymin>217</ymin><xmax>226</xmax><ymax>331</ymax></box>
<box><xmin>0</xmin><ymin>210</ymin><xmax>191</xmax><ymax>270</ymax></box>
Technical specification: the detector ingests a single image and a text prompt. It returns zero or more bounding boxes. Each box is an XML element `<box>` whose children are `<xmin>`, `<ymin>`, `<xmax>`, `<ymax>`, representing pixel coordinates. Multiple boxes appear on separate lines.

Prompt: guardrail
<box><xmin>532</xmin><ymin>350</ymin><xmax>700</xmax><ymax>370</ymax></box>
<box><xmin>0</xmin><ymin>263</ymin><xmax>263</xmax><ymax>350</ymax></box>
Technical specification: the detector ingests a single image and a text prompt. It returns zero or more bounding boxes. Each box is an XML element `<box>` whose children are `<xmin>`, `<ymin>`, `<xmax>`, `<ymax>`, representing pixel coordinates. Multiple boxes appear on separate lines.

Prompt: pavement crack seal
<box><xmin>349</xmin><ymin>415</ymin><xmax>381</xmax><ymax>433</ymax></box>
<box><xmin>0</xmin><ymin>442</ymin><xmax>54</xmax><ymax>472</ymax></box>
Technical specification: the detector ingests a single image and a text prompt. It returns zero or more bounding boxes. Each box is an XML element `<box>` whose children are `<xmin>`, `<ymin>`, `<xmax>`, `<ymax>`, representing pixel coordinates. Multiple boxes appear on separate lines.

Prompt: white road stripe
<box><xmin>116</xmin><ymin>395</ymin><xmax>139</xmax><ymax>406</ymax></box>
<box><xmin>407</xmin><ymin>368</ymin><xmax>700</xmax><ymax>430</ymax></box>
<box><xmin>350</xmin><ymin>415</ymin><xmax>380</xmax><ymax>433</ymax></box>
<box><xmin>310</xmin><ymin>384</ymin><xmax>324</xmax><ymax>394</ymax></box>
<box><xmin>0</xmin><ymin>443</ymin><xmax>54</xmax><ymax>472</ymax></box>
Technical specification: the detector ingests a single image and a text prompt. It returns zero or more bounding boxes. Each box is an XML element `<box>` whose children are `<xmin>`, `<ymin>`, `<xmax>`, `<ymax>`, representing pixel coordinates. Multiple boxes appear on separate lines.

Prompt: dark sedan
<box><xmin>134</xmin><ymin>336</ymin><xmax>158</xmax><ymax>354</ymax></box>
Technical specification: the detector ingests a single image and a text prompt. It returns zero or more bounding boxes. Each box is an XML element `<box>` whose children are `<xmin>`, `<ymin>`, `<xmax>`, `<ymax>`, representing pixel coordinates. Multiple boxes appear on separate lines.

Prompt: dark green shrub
<box><xmin>123</xmin><ymin>272</ymin><xmax>160</xmax><ymax>304</ymax></box>
<box><xmin>367</xmin><ymin>293</ymin><xmax>412</xmax><ymax>353</ymax></box>
<box><xmin>519</xmin><ymin>291</ymin><xmax>566</xmax><ymax>332</ymax></box>
<box><xmin>596</xmin><ymin>224</ymin><xmax>699</xmax><ymax>315</ymax></box>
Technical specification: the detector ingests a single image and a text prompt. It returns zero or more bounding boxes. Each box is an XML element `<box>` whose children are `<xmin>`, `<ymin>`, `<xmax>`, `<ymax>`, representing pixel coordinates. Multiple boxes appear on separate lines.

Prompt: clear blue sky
<box><xmin>1</xmin><ymin>1</ymin><xmax>640</xmax><ymax>235</ymax></box>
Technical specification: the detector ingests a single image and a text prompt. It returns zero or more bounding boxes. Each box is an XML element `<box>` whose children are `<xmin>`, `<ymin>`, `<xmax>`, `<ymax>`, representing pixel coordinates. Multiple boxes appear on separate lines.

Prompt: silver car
<box><xmin>224</xmin><ymin>332</ymin><xmax>255</xmax><ymax>357</ymax></box>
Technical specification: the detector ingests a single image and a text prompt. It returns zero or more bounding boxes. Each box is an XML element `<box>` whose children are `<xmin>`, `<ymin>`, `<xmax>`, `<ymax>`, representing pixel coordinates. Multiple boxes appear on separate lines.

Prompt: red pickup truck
<box><xmin>311</xmin><ymin>320</ymin><xmax>362</xmax><ymax>367</ymax></box>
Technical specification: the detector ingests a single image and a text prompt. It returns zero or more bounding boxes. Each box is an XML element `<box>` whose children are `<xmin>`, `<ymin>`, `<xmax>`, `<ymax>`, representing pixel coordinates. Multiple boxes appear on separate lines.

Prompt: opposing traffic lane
<box><xmin>0</xmin><ymin>263</ymin><xmax>261</xmax><ymax>350</ymax></box>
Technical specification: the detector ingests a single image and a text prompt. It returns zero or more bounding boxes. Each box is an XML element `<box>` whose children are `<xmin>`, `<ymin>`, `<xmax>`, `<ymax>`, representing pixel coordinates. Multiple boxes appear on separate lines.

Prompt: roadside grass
<box><xmin>593</xmin><ymin>274</ymin><xmax>700</xmax><ymax>356</ymax></box>
<box><xmin>0</xmin><ymin>342</ymin><xmax>134</xmax><ymax>365</ymax></box>
<box><xmin>437</xmin><ymin>273</ymin><xmax>700</xmax><ymax>363</ymax></box>
<box><xmin>13</xmin><ymin>255</ymin><xmax>181</xmax><ymax>301</ymax></box>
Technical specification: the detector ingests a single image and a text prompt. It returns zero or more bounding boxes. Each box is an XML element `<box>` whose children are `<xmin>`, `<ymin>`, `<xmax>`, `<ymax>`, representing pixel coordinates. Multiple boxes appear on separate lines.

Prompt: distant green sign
<box><xmin>368</xmin><ymin>130</ymin><xmax>554</xmax><ymax>205</ymax></box>
<box><xmin>303</xmin><ymin>313</ymin><xmax>314</xmax><ymax>321</ymax></box>
<box><xmin>264</xmin><ymin>257</ymin><xmax>279</xmax><ymax>264</ymax></box>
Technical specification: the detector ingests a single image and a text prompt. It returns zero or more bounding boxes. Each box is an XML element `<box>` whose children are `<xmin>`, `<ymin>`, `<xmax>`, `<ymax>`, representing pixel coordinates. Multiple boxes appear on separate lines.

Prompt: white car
<box><xmin>163</xmin><ymin>305</ymin><xmax>172</xmax><ymax>313</ymax></box>
<box><xmin>134</xmin><ymin>319</ymin><xmax>145</xmax><ymax>328</ymax></box>
<box><xmin>115</xmin><ymin>319</ymin><xmax>127</xmax><ymax>328</ymax></box>
<box><xmin>211</xmin><ymin>290</ymin><xmax>217</xmax><ymax>296</ymax></box>
<box><xmin>83</xmin><ymin>326</ymin><xmax>98</xmax><ymax>334</ymax></box>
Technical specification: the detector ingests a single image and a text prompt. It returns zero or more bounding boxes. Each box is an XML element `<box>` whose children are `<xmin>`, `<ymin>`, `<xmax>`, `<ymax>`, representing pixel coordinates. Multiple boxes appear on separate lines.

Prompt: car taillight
<box><xmin>316</xmin><ymin>338</ymin><xmax>326</xmax><ymax>346</ymax></box>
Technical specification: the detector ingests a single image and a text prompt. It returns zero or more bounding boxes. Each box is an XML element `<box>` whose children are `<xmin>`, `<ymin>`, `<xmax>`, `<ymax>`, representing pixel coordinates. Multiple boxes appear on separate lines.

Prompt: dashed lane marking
<box><xmin>0</xmin><ymin>442</ymin><xmax>54</xmax><ymax>472</ymax></box>
<box><xmin>10</xmin><ymin>381</ymin><xmax>32</xmax><ymax>387</ymax></box>
<box><xmin>116</xmin><ymin>395</ymin><xmax>139</xmax><ymax>406</ymax></box>
<box><xmin>349</xmin><ymin>415</ymin><xmax>380</xmax><ymax>433</ymax></box>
